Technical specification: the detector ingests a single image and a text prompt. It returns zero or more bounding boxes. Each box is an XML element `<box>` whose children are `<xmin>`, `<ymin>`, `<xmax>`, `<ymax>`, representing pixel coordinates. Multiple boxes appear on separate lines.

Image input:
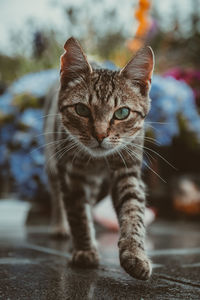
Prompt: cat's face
<box><xmin>58</xmin><ymin>38</ymin><xmax>154</xmax><ymax>158</ymax></box>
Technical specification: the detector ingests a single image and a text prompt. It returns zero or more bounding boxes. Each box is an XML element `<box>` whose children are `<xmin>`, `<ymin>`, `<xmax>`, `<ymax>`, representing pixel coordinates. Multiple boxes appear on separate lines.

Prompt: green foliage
<box><xmin>0</xmin><ymin>54</ymin><xmax>21</xmax><ymax>84</ymax></box>
<box><xmin>0</xmin><ymin>31</ymin><xmax>62</xmax><ymax>85</ymax></box>
<box><xmin>12</xmin><ymin>93</ymin><xmax>42</xmax><ymax>111</ymax></box>
<box><xmin>1</xmin><ymin>0</ymin><xmax>200</xmax><ymax>84</ymax></box>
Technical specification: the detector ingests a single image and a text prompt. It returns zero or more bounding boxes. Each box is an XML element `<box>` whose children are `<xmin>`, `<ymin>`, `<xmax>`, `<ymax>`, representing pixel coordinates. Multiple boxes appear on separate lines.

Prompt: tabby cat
<box><xmin>44</xmin><ymin>37</ymin><xmax>154</xmax><ymax>280</ymax></box>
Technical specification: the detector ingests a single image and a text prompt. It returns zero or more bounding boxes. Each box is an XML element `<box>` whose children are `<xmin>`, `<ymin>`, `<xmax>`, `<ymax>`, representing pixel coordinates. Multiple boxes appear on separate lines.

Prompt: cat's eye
<box><xmin>75</xmin><ymin>103</ymin><xmax>90</xmax><ymax>117</ymax></box>
<box><xmin>114</xmin><ymin>107</ymin><xmax>130</xmax><ymax>120</ymax></box>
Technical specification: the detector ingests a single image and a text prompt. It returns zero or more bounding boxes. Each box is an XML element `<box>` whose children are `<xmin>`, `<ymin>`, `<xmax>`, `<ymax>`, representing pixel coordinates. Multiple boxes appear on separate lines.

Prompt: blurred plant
<box><xmin>13</xmin><ymin>93</ymin><xmax>41</xmax><ymax>111</ymax></box>
<box><xmin>0</xmin><ymin>30</ymin><xmax>62</xmax><ymax>85</ymax></box>
<box><xmin>0</xmin><ymin>69</ymin><xmax>58</xmax><ymax>200</ymax></box>
<box><xmin>147</xmin><ymin>75</ymin><xmax>200</xmax><ymax>147</ymax></box>
<box><xmin>148</xmin><ymin>0</ymin><xmax>200</xmax><ymax>71</ymax></box>
<box><xmin>128</xmin><ymin>0</ymin><xmax>151</xmax><ymax>52</ymax></box>
<box><xmin>164</xmin><ymin>68</ymin><xmax>200</xmax><ymax>112</ymax></box>
<box><xmin>0</xmin><ymin>0</ymin><xmax>134</xmax><ymax>85</ymax></box>
<box><xmin>0</xmin><ymin>68</ymin><xmax>200</xmax><ymax>201</ymax></box>
<box><xmin>33</xmin><ymin>31</ymin><xmax>48</xmax><ymax>58</ymax></box>
<box><xmin>1</xmin><ymin>0</ymin><xmax>200</xmax><ymax>87</ymax></box>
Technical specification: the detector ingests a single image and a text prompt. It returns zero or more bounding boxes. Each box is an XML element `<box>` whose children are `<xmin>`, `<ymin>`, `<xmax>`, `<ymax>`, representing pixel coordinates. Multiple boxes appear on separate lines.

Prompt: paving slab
<box><xmin>0</xmin><ymin>201</ymin><xmax>199</xmax><ymax>299</ymax></box>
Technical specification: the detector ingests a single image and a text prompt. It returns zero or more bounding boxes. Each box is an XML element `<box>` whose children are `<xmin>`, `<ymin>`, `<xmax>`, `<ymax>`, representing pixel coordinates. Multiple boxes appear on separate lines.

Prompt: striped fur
<box><xmin>44</xmin><ymin>37</ymin><xmax>154</xmax><ymax>280</ymax></box>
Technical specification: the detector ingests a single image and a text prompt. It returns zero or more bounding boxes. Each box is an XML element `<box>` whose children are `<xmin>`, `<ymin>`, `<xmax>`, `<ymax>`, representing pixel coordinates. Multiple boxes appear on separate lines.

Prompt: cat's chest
<box><xmin>67</xmin><ymin>157</ymin><xmax>108</xmax><ymax>175</ymax></box>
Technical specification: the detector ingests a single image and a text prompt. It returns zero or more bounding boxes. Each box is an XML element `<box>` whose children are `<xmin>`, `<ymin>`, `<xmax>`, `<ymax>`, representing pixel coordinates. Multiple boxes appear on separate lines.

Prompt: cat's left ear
<box><xmin>120</xmin><ymin>46</ymin><xmax>154</xmax><ymax>95</ymax></box>
<box><xmin>60</xmin><ymin>37</ymin><xmax>92</xmax><ymax>87</ymax></box>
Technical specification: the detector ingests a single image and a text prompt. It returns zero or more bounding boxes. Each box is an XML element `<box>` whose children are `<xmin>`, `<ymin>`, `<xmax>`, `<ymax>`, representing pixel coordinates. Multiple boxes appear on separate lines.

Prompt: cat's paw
<box><xmin>51</xmin><ymin>225</ymin><xmax>69</xmax><ymax>239</ymax></box>
<box><xmin>70</xmin><ymin>249</ymin><xmax>99</xmax><ymax>268</ymax></box>
<box><xmin>120</xmin><ymin>249</ymin><xmax>152</xmax><ymax>280</ymax></box>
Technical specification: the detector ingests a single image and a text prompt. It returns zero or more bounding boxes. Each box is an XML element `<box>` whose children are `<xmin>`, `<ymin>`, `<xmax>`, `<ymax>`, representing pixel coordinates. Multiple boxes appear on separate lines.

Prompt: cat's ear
<box><xmin>120</xmin><ymin>46</ymin><xmax>154</xmax><ymax>95</ymax></box>
<box><xmin>60</xmin><ymin>37</ymin><xmax>92</xmax><ymax>86</ymax></box>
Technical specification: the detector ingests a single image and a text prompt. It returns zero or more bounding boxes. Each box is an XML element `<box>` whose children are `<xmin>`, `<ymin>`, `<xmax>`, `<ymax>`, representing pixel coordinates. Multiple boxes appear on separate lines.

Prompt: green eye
<box><xmin>75</xmin><ymin>103</ymin><xmax>90</xmax><ymax>117</ymax></box>
<box><xmin>114</xmin><ymin>107</ymin><xmax>130</xmax><ymax>120</ymax></box>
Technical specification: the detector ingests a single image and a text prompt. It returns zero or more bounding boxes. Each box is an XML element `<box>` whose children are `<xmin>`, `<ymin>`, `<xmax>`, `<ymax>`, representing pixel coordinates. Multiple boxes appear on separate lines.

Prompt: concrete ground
<box><xmin>0</xmin><ymin>199</ymin><xmax>200</xmax><ymax>300</ymax></box>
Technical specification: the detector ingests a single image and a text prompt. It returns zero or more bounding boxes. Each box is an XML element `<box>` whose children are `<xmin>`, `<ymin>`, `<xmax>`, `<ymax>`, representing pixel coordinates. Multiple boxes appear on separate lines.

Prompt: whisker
<box><xmin>36</xmin><ymin>132</ymin><xmax>64</xmax><ymax>137</ymax></box>
<box><xmin>57</xmin><ymin>143</ymin><xmax>78</xmax><ymax>162</ymax></box>
<box><xmin>44</xmin><ymin>143</ymin><xmax>68</xmax><ymax>174</ymax></box>
<box><xmin>125</xmin><ymin>136</ymin><xmax>160</xmax><ymax>146</ymax></box>
<box><xmin>143</xmin><ymin>160</ymin><xmax>166</xmax><ymax>183</ymax></box>
<box><xmin>142</xmin><ymin>150</ymin><xmax>154</xmax><ymax>165</ymax></box>
<box><xmin>125</xmin><ymin>146</ymin><xmax>167</xmax><ymax>183</ymax></box>
<box><xmin>30</xmin><ymin>138</ymin><xmax>68</xmax><ymax>153</ymax></box>
<box><xmin>143</xmin><ymin>136</ymin><xmax>161</xmax><ymax>144</ymax></box>
<box><xmin>143</xmin><ymin>140</ymin><xmax>160</xmax><ymax>147</ymax></box>
<box><xmin>71</xmin><ymin>147</ymin><xmax>83</xmax><ymax>165</ymax></box>
<box><xmin>40</xmin><ymin>113</ymin><xmax>61</xmax><ymax>119</ymax></box>
<box><xmin>144</xmin><ymin>138</ymin><xmax>161</xmax><ymax>146</ymax></box>
<box><xmin>46</xmin><ymin>141</ymin><xmax>71</xmax><ymax>161</ymax></box>
<box><xmin>124</xmin><ymin>135</ymin><xmax>159</xmax><ymax>141</ymax></box>
<box><xmin>45</xmin><ymin>141</ymin><xmax>77</xmax><ymax>172</ymax></box>
<box><xmin>104</xmin><ymin>156</ymin><xmax>110</xmax><ymax>169</ymax></box>
<box><xmin>144</xmin><ymin>124</ymin><xmax>161</xmax><ymax>133</ymax></box>
<box><xmin>86</xmin><ymin>155</ymin><xmax>93</xmax><ymax>166</ymax></box>
<box><xmin>116</xmin><ymin>149</ymin><xmax>127</xmax><ymax>169</ymax></box>
<box><xmin>133</xmin><ymin>143</ymin><xmax>177</xmax><ymax>170</ymax></box>
<box><xmin>145</xmin><ymin>121</ymin><xmax>169</xmax><ymax>125</ymax></box>
<box><xmin>121</xmin><ymin>140</ymin><xmax>154</xmax><ymax>164</ymax></box>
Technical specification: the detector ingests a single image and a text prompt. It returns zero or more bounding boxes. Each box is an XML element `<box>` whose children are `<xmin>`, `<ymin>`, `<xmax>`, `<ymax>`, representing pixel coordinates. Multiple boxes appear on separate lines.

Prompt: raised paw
<box><xmin>120</xmin><ymin>249</ymin><xmax>152</xmax><ymax>280</ymax></box>
<box><xmin>70</xmin><ymin>249</ymin><xmax>99</xmax><ymax>268</ymax></box>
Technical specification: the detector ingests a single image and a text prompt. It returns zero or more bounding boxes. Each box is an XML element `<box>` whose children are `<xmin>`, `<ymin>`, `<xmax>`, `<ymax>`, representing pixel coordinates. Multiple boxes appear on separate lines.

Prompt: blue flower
<box><xmin>0</xmin><ymin>124</ymin><xmax>16</xmax><ymax>144</ymax></box>
<box><xmin>0</xmin><ymin>92</ymin><xmax>18</xmax><ymax>114</ymax></box>
<box><xmin>20</xmin><ymin>109</ymin><xmax>43</xmax><ymax>132</ymax></box>
<box><xmin>13</xmin><ymin>132</ymin><xmax>34</xmax><ymax>149</ymax></box>
<box><xmin>148</xmin><ymin>75</ymin><xmax>200</xmax><ymax>145</ymax></box>
<box><xmin>10</xmin><ymin>149</ymin><xmax>48</xmax><ymax>198</ymax></box>
<box><xmin>10</xmin><ymin>69</ymin><xmax>59</xmax><ymax>98</ymax></box>
<box><xmin>0</xmin><ymin>144</ymin><xmax>8</xmax><ymax>166</ymax></box>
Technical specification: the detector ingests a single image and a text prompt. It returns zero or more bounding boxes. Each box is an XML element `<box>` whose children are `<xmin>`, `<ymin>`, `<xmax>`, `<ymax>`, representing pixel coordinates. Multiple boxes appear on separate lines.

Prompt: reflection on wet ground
<box><xmin>0</xmin><ymin>200</ymin><xmax>200</xmax><ymax>299</ymax></box>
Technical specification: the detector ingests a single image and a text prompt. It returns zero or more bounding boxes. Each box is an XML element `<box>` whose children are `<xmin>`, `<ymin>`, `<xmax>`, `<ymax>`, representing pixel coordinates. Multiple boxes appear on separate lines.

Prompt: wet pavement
<box><xmin>0</xmin><ymin>200</ymin><xmax>200</xmax><ymax>299</ymax></box>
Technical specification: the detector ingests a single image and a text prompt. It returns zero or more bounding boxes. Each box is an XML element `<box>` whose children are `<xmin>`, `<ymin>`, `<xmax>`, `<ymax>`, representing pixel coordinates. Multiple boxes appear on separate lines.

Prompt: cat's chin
<box><xmin>87</xmin><ymin>146</ymin><xmax>115</xmax><ymax>158</ymax></box>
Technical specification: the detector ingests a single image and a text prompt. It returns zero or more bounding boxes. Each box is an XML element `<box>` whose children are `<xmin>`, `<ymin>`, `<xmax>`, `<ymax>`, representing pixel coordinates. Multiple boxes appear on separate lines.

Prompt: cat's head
<box><xmin>58</xmin><ymin>37</ymin><xmax>154</xmax><ymax>158</ymax></box>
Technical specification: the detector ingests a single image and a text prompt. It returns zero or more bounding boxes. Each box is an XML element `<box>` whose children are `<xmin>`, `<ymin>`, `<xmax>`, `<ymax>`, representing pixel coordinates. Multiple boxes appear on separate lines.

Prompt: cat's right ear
<box><xmin>60</xmin><ymin>37</ymin><xmax>92</xmax><ymax>87</ymax></box>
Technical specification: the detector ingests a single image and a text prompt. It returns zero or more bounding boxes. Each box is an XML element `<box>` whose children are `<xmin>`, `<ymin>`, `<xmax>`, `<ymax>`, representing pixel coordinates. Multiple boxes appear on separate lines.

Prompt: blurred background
<box><xmin>0</xmin><ymin>0</ymin><xmax>200</xmax><ymax>226</ymax></box>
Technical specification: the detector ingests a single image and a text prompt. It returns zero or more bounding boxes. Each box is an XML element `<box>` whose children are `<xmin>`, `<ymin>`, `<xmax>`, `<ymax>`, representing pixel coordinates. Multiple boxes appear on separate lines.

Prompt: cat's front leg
<box><xmin>112</xmin><ymin>169</ymin><xmax>152</xmax><ymax>280</ymax></box>
<box><xmin>58</xmin><ymin>165</ymin><xmax>99</xmax><ymax>268</ymax></box>
<box><xmin>48</xmin><ymin>173</ymin><xmax>69</xmax><ymax>238</ymax></box>
<box><xmin>68</xmin><ymin>201</ymin><xmax>99</xmax><ymax>268</ymax></box>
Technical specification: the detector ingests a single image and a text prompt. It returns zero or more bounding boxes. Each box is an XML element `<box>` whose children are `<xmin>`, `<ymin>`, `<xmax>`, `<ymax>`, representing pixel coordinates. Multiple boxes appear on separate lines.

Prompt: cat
<box><xmin>44</xmin><ymin>37</ymin><xmax>154</xmax><ymax>280</ymax></box>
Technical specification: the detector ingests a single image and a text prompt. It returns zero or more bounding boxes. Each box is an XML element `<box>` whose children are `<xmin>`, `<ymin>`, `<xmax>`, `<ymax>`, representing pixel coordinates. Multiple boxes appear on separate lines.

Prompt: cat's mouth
<box><xmin>92</xmin><ymin>145</ymin><xmax>106</xmax><ymax>153</ymax></box>
<box><xmin>88</xmin><ymin>144</ymin><xmax>117</xmax><ymax>157</ymax></box>
<box><xmin>93</xmin><ymin>145</ymin><xmax>103</xmax><ymax>150</ymax></box>
<box><xmin>79</xmin><ymin>140</ymin><xmax>117</xmax><ymax>157</ymax></box>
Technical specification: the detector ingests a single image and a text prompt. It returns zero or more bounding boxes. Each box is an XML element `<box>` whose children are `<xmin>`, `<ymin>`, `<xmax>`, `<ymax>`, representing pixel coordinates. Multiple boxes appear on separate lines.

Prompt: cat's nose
<box><xmin>95</xmin><ymin>133</ymin><xmax>107</xmax><ymax>144</ymax></box>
